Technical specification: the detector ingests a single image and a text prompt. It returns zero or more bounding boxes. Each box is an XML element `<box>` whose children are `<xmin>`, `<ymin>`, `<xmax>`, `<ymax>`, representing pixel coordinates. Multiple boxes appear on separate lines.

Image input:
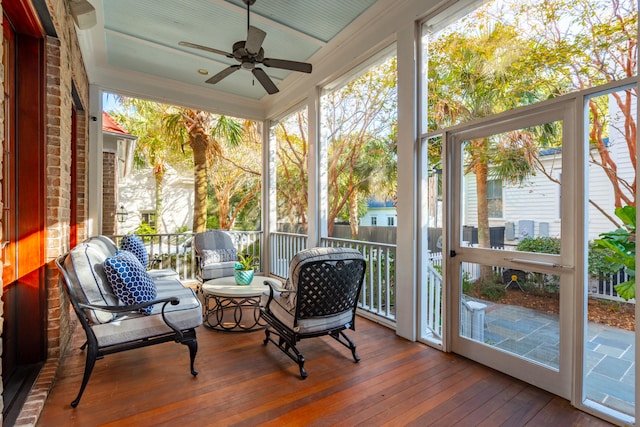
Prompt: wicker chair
<box><xmin>260</xmin><ymin>247</ymin><xmax>366</xmax><ymax>379</ymax></box>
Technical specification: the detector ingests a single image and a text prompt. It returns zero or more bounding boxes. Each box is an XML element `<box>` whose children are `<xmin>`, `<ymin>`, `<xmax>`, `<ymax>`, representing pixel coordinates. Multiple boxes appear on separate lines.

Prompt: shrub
<box><xmin>516</xmin><ymin>237</ymin><xmax>560</xmax><ymax>254</ymax></box>
<box><xmin>478</xmin><ymin>278</ymin><xmax>505</xmax><ymax>301</ymax></box>
<box><xmin>134</xmin><ymin>223</ymin><xmax>156</xmax><ymax>242</ymax></box>
<box><xmin>588</xmin><ymin>241</ymin><xmax>623</xmax><ymax>277</ymax></box>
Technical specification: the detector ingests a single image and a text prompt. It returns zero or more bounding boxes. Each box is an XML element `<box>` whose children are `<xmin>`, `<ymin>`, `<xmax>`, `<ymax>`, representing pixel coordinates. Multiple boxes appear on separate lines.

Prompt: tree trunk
<box><xmin>473</xmin><ymin>138</ymin><xmax>493</xmax><ymax>282</ymax></box>
<box><xmin>154</xmin><ymin>167</ymin><xmax>165</xmax><ymax>233</ymax></box>
<box><xmin>192</xmin><ymin>135</ymin><xmax>209</xmax><ymax>232</ymax></box>
<box><xmin>349</xmin><ymin>190</ymin><xmax>359</xmax><ymax>238</ymax></box>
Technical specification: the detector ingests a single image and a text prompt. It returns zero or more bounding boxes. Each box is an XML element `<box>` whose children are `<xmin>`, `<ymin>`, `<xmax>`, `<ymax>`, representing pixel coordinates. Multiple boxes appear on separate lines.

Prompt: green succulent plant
<box><xmin>235</xmin><ymin>253</ymin><xmax>257</xmax><ymax>271</ymax></box>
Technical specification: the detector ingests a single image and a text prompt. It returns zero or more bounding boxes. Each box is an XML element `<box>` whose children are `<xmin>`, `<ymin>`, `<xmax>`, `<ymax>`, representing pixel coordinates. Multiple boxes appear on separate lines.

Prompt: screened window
<box><xmin>320</xmin><ymin>46</ymin><xmax>397</xmax><ymax>242</ymax></box>
<box><xmin>487</xmin><ymin>180</ymin><xmax>503</xmax><ymax>218</ymax></box>
<box><xmin>271</xmin><ymin>106</ymin><xmax>308</xmax><ymax>234</ymax></box>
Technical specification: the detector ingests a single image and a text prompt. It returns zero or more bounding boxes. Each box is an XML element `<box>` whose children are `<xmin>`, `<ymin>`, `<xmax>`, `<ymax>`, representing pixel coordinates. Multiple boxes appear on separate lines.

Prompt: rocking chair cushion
<box><xmin>260</xmin><ymin>291</ymin><xmax>353</xmax><ymax>334</ymax></box>
<box><xmin>104</xmin><ymin>250</ymin><xmax>157</xmax><ymax>314</ymax></box>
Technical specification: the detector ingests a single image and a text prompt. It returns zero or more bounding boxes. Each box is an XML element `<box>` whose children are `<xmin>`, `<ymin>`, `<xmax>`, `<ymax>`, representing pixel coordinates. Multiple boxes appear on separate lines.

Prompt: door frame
<box><xmin>442</xmin><ymin>100</ymin><xmax>578</xmax><ymax>399</ymax></box>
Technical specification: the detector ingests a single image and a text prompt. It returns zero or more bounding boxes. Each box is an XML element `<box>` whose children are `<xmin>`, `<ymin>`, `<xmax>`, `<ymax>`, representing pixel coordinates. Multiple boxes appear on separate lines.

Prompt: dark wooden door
<box><xmin>2</xmin><ymin>2</ymin><xmax>46</xmax><ymax>393</ymax></box>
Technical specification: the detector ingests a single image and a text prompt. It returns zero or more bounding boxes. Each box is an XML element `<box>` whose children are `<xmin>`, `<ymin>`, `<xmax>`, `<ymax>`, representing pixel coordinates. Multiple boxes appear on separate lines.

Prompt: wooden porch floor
<box><xmin>37</xmin><ymin>317</ymin><xmax>612</xmax><ymax>426</ymax></box>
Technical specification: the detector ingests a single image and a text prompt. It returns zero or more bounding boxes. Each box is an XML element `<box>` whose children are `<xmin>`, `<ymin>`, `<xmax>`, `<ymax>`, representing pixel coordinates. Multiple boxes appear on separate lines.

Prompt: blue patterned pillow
<box><xmin>104</xmin><ymin>250</ymin><xmax>157</xmax><ymax>314</ymax></box>
<box><xmin>120</xmin><ymin>234</ymin><xmax>149</xmax><ymax>268</ymax></box>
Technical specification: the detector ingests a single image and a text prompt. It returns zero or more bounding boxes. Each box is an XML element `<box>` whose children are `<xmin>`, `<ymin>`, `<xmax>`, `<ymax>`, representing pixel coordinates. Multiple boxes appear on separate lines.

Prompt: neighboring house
<box><xmin>462</xmin><ymin>95</ymin><xmax>635</xmax><ymax>243</ymax></box>
<box><xmin>461</xmin><ymin>143</ymin><xmax>632</xmax><ymax>243</ymax></box>
<box><xmin>359</xmin><ymin>198</ymin><xmax>397</xmax><ymax>226</ymax></box>
<box><xmin>102</xmin><ymin>112</ymin><xmax>195</xmax><ymax>235</ymax></box>
<box><xmin>101</xmin><ymin>112</ymin><xmax>137</xmax><ymax>236</ymax></box>
<box><xmin>118</xmin><ymin>165</ymin><xmax>195</xmax><ymax>234</ymax></box>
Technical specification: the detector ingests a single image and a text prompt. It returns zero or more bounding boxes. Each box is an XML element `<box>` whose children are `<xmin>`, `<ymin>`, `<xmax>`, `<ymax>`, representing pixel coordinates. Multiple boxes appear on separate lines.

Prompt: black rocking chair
<box><xmin>260</xmin><ymin>247</ymin><xmax>366</xmax><ymax>379</ymax></box>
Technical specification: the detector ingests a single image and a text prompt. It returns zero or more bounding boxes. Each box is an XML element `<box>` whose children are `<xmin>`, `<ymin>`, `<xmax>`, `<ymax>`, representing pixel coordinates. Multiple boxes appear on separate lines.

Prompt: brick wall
<box><xmin>102</xmin><ymin>152</ymin><xmax>118</xmax><ymax>236</ymax></box>
<box><xmin>7</xmin><ymin>0</ymin><xmax>91</xmax><ymax>425</ymax></box>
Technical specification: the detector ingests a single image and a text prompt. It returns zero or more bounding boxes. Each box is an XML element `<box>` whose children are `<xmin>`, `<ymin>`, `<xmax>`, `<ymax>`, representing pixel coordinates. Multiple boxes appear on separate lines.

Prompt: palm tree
<box><xmin>112</xmin><ymin>99</ymin><xmax>190</xmax><ymax>231</ymax></box>
<box><xmin>164</xmin><ymin>110</ymin><xmax>243</xmax><ymax>232</ymax></box>
<box><xmin>428</xmin><ymin>21</ymin><xmax>558</xmax><ymax>279</ymax></box>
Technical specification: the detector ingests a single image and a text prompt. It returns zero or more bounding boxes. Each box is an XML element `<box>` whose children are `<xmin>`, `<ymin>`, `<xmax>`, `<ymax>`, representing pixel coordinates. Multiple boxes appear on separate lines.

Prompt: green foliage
<box><xmin>174</xmin><ymin>225</ymin><xmax>189</xmax><ymax>233</ymax></box>
<box><xmin>588</xmin><ymin>241</ymin><xmax>624</xmax><ymax>277</ymax></box>
<box><xmin>477</xmin><ymin>278</ymin><xmax>505</xmax><ymax>301</ymax></box>
<box><xmin>461</xmin><ymin>271</ymin><xmax>473</xmax><ymax>294</ymax></box>
<box><xmin>516</xmin><ymin>237</ymin><xmax>560</xmax><ymax>254</ymax></box>
<box><xmin>594</xmin><ymin>206</ymin><xmax>636</xmax><ymax>300</ymax></box>
<box><xmin>235</xmin><ymin>253</ymin><xmax>257</xmax><ymax>271</ymax></box>
<box><xmin>134</xmin><ymin>223</ymin><xmax>156</xmax><ymax>242</ymax></box>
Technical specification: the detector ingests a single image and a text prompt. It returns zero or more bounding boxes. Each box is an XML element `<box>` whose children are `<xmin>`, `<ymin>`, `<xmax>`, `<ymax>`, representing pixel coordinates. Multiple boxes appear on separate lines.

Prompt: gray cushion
<box><xmin>200</xmin><ymin>261</ymin><xmax>237</xmax><ymax>280</ymax></box>
<box><xmin>260</xmin><ymin>290</ymin><xmax>353</xmax><ymax>334</ymax></box>
<box><xmin>193</xmin><ymin>230</ymin><xmax>235</xmax><ymax>253</ymax></box>
<box><xmin>64</xmin><ymin>242</ymin><xmax>119</xmax><ymax>324</ymax></box>
<box><xmin>200</xmin><ymin>248</ymin><xmax>237</xmax><ymax>264</ymax></box>
<box><xmin>92</xmin><ymin>281</ymin><xmax>202</xmax><ymax>347</ymax></box>
<box><xmin>148</xmin><ymin>269</ymin><xmax>180</xmax><ymax>280</ymax></box>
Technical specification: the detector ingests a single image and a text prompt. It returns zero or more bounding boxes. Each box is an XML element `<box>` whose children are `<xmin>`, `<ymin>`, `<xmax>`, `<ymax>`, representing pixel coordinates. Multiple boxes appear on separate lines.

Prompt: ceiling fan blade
<box><xmin>206</xmin><ymin>65</ymin><xmax>241</xmax><ymax>84</ymax></box>
<box><xmin>252</xmin><ymin>68</ymin><xmax>279</xmax><ymax>94</ymax></box>
<box><xmin>179</xmin><ymin>41</ymin><xmax>233</xmax><ymax>58</ymax></box>
<box><xmin>245</xmin><ymin>26</ymin><xmax>266</xmax><ymax>55</ymax></box>
<box><xmin>262</xmin><ymin>58</ymin><xmax>312</xmax><ymax>73</ymax></box>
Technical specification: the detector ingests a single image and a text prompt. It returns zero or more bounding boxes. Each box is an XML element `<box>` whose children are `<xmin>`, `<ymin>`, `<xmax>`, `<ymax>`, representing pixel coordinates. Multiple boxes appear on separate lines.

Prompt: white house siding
<box><xmin>360</xmin><ymin>206</ymin><xmax>398</xmax><ymax>226</ymax></box>
<box><xmin>463</xmin><ymin>155</ymin><xmax>562</xmax><ymax>241</ymax></box>
<box><xmin>463</xmin><ymin>92</ymin><xmax>636</xmax><ymax>242</ymax></box>
<box><xmin>118</xmin><ymin>166</ymin><xmax>194</xmax><ymax>234</ymax></box>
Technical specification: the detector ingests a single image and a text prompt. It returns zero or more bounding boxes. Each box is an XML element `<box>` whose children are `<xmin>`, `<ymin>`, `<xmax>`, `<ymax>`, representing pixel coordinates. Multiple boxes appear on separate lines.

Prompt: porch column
<box><xmin>263</xmin><ymin>119</ymin><xmax>274</xmax><ymax>275</ymax></box>
<box><xmin>87</xmin><ymin>84</ymin><xmax>103</xmax><ymax>236</ymax></box>
<box><xmin>394</xmin><ymin>23</ymin><xmax>418</xmax><ymax>341</ymax></box>
<box><xmin>306</xmin><ymin>87</ymin><xmax>322</xmax><ymax>247</ymax></box>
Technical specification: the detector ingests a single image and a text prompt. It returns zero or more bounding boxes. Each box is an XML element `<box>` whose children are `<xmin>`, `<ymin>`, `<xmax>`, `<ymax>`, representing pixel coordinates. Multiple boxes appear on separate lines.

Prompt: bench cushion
<box><xmin>92</xmin><ymin>278</ymin><xmax>202</xmax><ymax>347</ymax></box>
<box><xmin>104</xmin><ymin>250</ymin><xmax>157</xmax><ymax>315</ymax></box>
<box><xmin>64</xmin><ymin>242</ymin><xmax>120</xmax><ymax>324</ymax></box>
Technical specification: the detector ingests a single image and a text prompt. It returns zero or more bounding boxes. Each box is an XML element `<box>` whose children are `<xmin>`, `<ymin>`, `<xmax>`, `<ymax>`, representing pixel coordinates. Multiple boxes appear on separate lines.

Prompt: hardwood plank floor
<box><xmin>37</xmin><ymin>317</ymin><xmax>613</xmax><ymax>426</ymax></box>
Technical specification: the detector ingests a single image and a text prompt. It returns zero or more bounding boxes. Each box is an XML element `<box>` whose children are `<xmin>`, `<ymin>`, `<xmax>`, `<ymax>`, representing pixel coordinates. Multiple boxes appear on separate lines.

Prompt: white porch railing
<box><xmin>322</xmin><ymin>237</ymin><xmax>396</xmax><ymax>322</ymax></box>
<box><xmin>269</xmin><ymin>232</ymin><xmax>308</xmax><ymax>277</ymax></box>
<box><xmin>424</xmin><ymin>258</ymin><xmax>443</xmax><ymax>339</ymax></box>
<box><xmin>111</xmin><ymin>230</ymin><xmax>263</xmax><ymax>282</ymax></box>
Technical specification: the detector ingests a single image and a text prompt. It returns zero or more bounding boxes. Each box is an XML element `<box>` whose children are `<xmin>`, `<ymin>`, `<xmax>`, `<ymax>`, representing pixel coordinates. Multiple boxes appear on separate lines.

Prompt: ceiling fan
<box><xmin>179</xmin><ymin>0</ymin><xmax>312</xmax><ymax>94</ymax></box>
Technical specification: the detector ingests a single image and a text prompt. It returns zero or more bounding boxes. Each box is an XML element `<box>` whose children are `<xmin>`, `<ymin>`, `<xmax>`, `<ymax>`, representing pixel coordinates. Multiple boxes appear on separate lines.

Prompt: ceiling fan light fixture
<box><xmin>179</xmin><ymin>0</ymin><xmax>312</xmax><ymax>94</ymax></box>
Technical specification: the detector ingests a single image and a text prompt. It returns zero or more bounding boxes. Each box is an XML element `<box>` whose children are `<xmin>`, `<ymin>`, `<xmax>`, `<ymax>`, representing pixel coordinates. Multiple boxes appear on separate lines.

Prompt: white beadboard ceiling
<box><xmin>78</xmin><ymin>0</ymin><xmax>381</xmax><ymax>115</ymax></box>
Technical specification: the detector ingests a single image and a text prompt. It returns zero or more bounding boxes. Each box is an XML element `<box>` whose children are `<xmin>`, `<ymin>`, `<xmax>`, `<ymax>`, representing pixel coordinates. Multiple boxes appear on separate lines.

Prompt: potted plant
<box><xmin>234</xmin><ymin>253</ymin><xmax>256</xmax><ymax>285</ymax></box>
